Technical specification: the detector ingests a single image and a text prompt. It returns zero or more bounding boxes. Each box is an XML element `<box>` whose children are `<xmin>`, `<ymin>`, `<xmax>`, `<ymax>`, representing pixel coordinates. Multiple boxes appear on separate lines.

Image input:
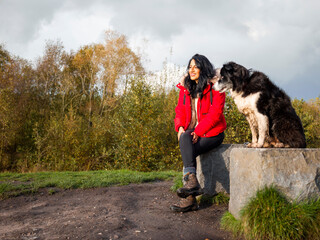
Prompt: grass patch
<box><xmin>221</xmin><ymin>211</ymin><xmax>243</xmax><ymax>237</ymax></box>
<box><xmin>198</xmin><ymin>193</ymin><xmax>230</xmax><ymax>206</ymax></box>
<box><xmin>221</xmin><ymin>186</ymin><xmax>320</xmax><ymax>240</ymax></box>
<box><xmin>0</xmin><ymin>170</ymin><xmax>180</xmax><ymax>199</ymax></box>
<box><xmin>170</xmin><ymin>172</ymin><xmax>183</xmax><ymax>192</ymax></box>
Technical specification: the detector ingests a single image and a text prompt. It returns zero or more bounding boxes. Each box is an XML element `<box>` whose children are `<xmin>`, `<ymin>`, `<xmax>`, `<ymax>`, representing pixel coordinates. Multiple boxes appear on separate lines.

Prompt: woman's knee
<box><xmin>179</xmin><ymin>131</ymin><xmax>194</xmax><ymax>151</ymax></box>
<box><xmin>179</xmin><ymin>130</ymin><xmax>193</xmax><ymax>143</ymax></box>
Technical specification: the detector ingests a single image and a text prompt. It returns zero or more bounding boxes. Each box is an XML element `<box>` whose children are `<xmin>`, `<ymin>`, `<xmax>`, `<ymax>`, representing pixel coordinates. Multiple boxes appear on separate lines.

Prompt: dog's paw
<box><xmin>263</xmin><ymin>142</ymin><xmax>272</xmax><ymax>148</ymax></box>
<box><xmin>274</xmin><ymin>142</ymin><xmax>285</xmax><ymax>148</ymax></box>
<box><xmin>247</xmin><ymin>142</ymin><xmax>260</xmax><ymax>148</ymax></box>
<box><xmin>249</xmin><ymin>143</ymin><xmax>263</xmax><ymax>148</ymax></box>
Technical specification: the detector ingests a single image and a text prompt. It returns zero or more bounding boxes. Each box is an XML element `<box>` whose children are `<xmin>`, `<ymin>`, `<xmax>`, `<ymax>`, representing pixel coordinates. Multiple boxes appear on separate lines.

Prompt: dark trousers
<box><xmin>179</xmin><ymin>130</ymin><xmax>225</xmax><ymax>170</ymax></box>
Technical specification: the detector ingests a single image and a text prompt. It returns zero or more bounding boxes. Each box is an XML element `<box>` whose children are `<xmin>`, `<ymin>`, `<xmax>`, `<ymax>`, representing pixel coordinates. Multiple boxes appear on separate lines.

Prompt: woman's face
<box><xmin>188</xmin><ymin>59</ymin><xmax>200</xmax><ymax>83</ymax></box>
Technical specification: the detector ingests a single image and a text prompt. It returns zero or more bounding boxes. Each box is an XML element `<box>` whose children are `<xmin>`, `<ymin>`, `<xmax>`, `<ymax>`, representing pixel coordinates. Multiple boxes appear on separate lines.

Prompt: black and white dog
<box><xmin>213</xmin><ymin>62</ymin><xmax>306</xmax><ymax>148</ymax></box>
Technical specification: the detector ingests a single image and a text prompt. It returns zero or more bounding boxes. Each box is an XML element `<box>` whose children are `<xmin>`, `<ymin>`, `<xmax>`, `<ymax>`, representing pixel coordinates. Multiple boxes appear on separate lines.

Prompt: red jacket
<box><xmin>174</xmin><ymin>83</ymin><xmax>227</xmax><ymax>137</ymax></box>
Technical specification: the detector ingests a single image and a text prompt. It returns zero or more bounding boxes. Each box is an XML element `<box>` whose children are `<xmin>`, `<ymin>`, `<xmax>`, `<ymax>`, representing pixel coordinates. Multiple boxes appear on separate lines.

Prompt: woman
<box><xmin>170</xmin><ymin>54</ymin><xmax>227</xmax><ymax>212</ymax></box>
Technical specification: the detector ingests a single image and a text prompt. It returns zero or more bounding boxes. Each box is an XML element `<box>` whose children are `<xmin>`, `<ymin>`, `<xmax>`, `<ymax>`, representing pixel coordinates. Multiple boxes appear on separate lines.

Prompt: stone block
<box><xmin>196</xmin><ymin>144</ymin><xmax>244</xmax><ymax>195</ymax></box>
<box><xmin>229</xmin><ymin>148</ymin><xmax>320</xmax><ymax>219</ymax></box>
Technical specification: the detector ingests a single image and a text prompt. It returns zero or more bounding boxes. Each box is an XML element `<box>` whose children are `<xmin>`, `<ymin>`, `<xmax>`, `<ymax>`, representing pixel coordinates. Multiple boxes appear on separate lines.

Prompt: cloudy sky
<box><xmin>1</xmin><ymin>0</ymin><xmax>319</xmax><ymax>100</ymax></box>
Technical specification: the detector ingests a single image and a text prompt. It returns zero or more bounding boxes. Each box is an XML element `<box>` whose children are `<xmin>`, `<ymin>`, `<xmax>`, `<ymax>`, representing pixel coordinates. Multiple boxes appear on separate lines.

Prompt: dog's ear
<box><xmin>232</xmin><ymin>63</ymin><xmax>249</xmax><ymax>80</ymax></box>
<box><xmin>239</xmin><ymin>67</ymin><xmax>249</xmax><ymax>79</ymax></box>
<box><xmin>223</xmin><ymin>62</ymin><xmax>235</xmax><ymax>72</ymax></box>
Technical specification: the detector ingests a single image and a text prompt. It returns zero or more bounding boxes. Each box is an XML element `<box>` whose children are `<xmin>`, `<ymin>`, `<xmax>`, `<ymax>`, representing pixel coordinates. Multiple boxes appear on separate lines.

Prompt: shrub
<box><xmin>223</xmin><ymin>94</ymin><xmax>251</xmax><ymax>144</ymax></box>
<box><xmin>221</xmin><ymin>186</ymin><xmax>320</xmax><ymax>240</ymax></box>
<box><xmin>110</xmin><ymin>78</ymin><xmax>182</xmax><ymax>171</ymax></box>
<box><xmin>292</xmin><ymin>98</ymin><xmax>320</xmax><ymax>148</ymax></box>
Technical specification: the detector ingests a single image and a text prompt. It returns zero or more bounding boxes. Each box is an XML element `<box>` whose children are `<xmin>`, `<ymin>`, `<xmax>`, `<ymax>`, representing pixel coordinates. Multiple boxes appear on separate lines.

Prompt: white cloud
<box><xmin>0</xmin><ymin>0</ymin><xmax>319</xmax><ymax>99</ymax></box>
<box><xmin>1</xmin><ymin>1</ymin><xmax>114</xmax><ymax>60</ymax></box>
<box><xmin>244</xmin><ymin>20</ymin><xmax>268</xmax><ymax>41</ymax></box>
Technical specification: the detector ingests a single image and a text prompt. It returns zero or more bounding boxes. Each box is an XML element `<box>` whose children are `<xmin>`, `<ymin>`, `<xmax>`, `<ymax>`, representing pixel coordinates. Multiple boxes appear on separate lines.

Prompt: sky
<box><xmin>1</xmin><ymin>0</ymin><xmax>319</xmax><ymax>100</ymax></box>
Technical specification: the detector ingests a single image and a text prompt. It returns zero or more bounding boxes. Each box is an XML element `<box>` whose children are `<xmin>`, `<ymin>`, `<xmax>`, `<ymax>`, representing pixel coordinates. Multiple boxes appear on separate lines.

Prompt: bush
<box><xmin>292</xmin><ymin>98</ymin><xmax>320</xmax><ymax>148</ymax></box>
<box><xmin>110</xmin><ymin>78</ymin><xmax>182</xmax><ymax>171</ymax></box>
<box><xmin>221</xmin><ymin>186</ymin><xmax>320</xmax><ymax>240</ymax></box>
<box><xmin>223</xmin><ymin>94</ymin><xmax>251</xmax><ymax>144</ymax></box>
<box><xmin>22</xmin><ymin>109</ymin><xmax>113</xmax><ymax>172</ymax></box>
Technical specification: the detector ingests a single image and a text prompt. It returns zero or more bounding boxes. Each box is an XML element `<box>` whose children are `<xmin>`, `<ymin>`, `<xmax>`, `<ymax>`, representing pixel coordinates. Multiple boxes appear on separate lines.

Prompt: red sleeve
<box><xmin>174</xmin><ymin>89</ymin><xmax>186</xmax><ymax>132</ymax></box>
<box><xmin>194</xmin><ymin>91</ymin><xmax>226</xmax><ymax>136</ymax></box>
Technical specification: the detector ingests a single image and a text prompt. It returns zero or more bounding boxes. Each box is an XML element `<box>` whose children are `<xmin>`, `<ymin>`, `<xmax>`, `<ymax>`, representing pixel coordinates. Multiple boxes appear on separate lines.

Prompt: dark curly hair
<box><xmin>184</xmin><ymin>54</ymin><xmax>216</xmax><ymax>98</ymax></box>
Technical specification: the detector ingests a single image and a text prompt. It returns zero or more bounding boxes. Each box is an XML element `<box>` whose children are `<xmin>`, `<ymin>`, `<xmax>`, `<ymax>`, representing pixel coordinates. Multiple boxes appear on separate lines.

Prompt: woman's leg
<box><xmin>179</xmin><ymin>130</ymin><xmax>197</xmax><ymax>174</ymax></box>
<box><xmin>179</xmin><ymin>131</ymin><xmax>225</xmax><ymax>174</ymax></box>
<box><xmin>194</xmin><ymin>132</ymin><xmax>225</xmax><ymax>156</ymax></box>
<box><xmin>176</xmin><ymin>131</ymin><xmax>225</xmax><ymax>198</ymax></box>
<box><xmin>172</xmin><ymin>131</ymin><xmax>225</xmax><ymax>212</ymax></box>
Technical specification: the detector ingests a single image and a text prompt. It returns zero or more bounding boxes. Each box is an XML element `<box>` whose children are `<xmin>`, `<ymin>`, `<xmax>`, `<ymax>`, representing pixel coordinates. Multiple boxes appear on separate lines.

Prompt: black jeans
<box><xmin>179</xmin><ymin>130</ymin><xmax>225</xmax><ymax>171</ymax></box>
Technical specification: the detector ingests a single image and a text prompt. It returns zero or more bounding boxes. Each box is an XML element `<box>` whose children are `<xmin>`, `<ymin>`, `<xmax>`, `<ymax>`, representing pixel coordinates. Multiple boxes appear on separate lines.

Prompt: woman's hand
<box><xmin>191</xmin><ymin>132</ymin><xmax>199</xmax><ymax>144</ymax></box>
<box><xmin>177</xmin><ymin>127</ymin><xmax>185</xmax><ymax>141</ymax></box>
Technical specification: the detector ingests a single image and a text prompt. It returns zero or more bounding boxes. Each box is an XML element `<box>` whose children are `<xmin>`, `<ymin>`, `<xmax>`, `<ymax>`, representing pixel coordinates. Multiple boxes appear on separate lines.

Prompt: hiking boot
<box><xmin>170</xmin><ymin>195</ymin><xmax>198</xmax><ymax>212</ymax></box>
<box><xmin>177</xmin><ymin>172</ymin><xmax>203</xmax><ymax>198</ymax></box>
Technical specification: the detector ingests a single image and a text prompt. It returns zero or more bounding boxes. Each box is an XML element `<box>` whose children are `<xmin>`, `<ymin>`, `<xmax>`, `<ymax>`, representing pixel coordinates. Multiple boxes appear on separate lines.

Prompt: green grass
<box><xmin>198</xmin><ymin>192</ymin><xmax>230</xmax><ymax>206</ymax></box>
<box><xmin>221</xmin><ymin>211</ymin><xmax>243</xmax><ymax>237</ymax></box>
<box><xmin>0</xmin><ymin>170</ymin><xmax>180</xmax><ymax>199</ymax></box>
<box><xmin>221</xmin><ymin>186</ymin><xmax>320</xmax><ymax>240</ymax></box>
<box><xmin>170</xmin><ymin>172</ymin><xmax>183</xmax><ymax>192</ymax></box>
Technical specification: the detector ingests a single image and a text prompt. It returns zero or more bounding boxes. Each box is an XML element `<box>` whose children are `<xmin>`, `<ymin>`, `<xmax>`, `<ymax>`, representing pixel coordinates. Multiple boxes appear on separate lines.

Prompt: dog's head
<box><xmin>213</xmin><ymin>62</ymin><xmax>250</xmax><ymax>93</ymax></box>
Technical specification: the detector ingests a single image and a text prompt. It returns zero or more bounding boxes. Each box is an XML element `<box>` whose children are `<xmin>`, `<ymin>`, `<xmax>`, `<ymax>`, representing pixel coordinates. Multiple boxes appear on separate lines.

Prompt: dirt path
<box><xmin>0</xmin><ymin>181</ymin><xmax>241</xmax><ymax>240</ymax></box>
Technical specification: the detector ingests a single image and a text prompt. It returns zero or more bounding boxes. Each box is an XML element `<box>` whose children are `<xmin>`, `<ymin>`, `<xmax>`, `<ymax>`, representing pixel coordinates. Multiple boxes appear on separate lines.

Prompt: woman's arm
<box><xmin>174</xmin><ymin>89</ymin><xmax>187</xmax><ymax>132</ymax></box>
<box><xmin>178</xmin><ymin>126</ymin><xmax>185</xmax><ymax>141</ymax></box>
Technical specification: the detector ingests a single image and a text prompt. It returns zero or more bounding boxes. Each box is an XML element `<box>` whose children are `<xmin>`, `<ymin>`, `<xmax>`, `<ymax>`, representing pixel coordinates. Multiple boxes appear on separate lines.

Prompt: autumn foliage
<box><xmin>0</xmin><ymin>32</ymin><xmax>319</xmax><ymax>172</ymax></box>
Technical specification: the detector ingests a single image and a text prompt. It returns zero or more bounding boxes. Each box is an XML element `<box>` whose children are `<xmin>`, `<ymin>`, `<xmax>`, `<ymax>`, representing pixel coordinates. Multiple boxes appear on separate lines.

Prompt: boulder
<box><xmin>196</xmin><ymin>144</ymin><xmax>244</xmax><ymax>195</ymax></box>
<box><xmin>229</xmin><ymin>148</ymin><xmax>320</xmax><ymax>219</ymax></box>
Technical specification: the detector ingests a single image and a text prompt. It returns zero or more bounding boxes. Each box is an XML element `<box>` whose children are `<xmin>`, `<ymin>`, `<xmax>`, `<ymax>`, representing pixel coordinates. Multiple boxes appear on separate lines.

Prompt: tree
<box><xmin>35</xmin><ymin>40</ymin><xmax>68</xmax><ymax>102</ymax></box>
<box><xmin>0</xmin><ymin>45</ymin><xmax>35</xmax><ymax>170</ymax></box>
<box><xmin>97</xmin><ymin>30</ymin><xmax>145</xmax><ymax>114</ymax></box>
<box><xmin>72</xmin><ymin>44</ymin><xmax>101</xmax><ymax>126</ymax></box>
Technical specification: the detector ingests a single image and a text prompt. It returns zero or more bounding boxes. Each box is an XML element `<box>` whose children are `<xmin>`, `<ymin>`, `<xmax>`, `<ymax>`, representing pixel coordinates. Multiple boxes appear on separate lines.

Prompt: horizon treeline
<box><xmin>1</xmin><ymin>31</ymin><xmax>319</xmax><ymax>172</ymax></box>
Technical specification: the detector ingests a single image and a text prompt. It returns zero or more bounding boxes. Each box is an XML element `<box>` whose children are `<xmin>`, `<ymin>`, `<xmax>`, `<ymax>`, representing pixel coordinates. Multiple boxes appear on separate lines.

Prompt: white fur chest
<box><xmin>230</xmin><ymin>91</ymin><xmax>261</xmax><ymax>115</ymax></box>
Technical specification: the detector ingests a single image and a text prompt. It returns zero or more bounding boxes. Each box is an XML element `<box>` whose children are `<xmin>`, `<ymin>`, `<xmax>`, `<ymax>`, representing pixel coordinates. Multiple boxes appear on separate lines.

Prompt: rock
<box><xmin>196</xmin><ymin>144</ymin><xmax>244</xmax><ymax>195</ymax></box>
<box><xmin>229</xmin><ymin>148</ymin><xmax>320</xmax><ymax>219</ymax></box>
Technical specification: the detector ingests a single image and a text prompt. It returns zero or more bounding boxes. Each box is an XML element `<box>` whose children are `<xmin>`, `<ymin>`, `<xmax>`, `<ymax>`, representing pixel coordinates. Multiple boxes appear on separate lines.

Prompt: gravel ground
<box><xmin>0</xmin><ymin>181</ymin><xmax>243</xmax><ymax>240</ymax></box>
